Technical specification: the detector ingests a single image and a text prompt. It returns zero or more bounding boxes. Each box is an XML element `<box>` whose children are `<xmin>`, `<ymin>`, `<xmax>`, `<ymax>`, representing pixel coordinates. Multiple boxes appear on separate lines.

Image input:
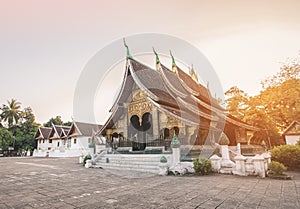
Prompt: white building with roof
<box><xmin>33</xmin><ymin>121</ymin><xmax>103</xmax><ymax>157</ymax></box>
<box><xmin>283</xmin><ymin>121</ymin><xmax>300</xmax><ymax>145</ymax></box>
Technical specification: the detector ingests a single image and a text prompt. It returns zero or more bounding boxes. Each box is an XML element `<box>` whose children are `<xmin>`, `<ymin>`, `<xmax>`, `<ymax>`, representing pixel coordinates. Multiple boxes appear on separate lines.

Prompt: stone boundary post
<box><xmin>253</xmin><ymin>154</ymin><xmax>266</xmax><ymax>178</ymax></box>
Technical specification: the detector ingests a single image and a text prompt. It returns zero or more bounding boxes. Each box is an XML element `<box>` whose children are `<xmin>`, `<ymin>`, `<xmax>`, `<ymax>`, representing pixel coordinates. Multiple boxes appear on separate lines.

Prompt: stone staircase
<box><xmin>93</xmin><ymin>153</ymin><xmax>171</xmax><ymax>174</ymax></box>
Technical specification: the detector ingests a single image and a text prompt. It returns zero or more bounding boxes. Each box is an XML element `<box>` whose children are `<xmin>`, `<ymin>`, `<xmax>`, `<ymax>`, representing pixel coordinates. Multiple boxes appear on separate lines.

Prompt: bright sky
<box><xmin>1</xmin><ymin>0</ymin><xmax>300</xmax><ymax>124</ymax></box>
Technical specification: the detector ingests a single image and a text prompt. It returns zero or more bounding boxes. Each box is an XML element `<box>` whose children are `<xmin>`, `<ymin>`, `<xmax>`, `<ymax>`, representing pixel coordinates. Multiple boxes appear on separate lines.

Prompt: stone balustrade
<box><xmin>210</xmin><ymin>144</ymin><xmax>272</xmax><ymax>178</ymax></box>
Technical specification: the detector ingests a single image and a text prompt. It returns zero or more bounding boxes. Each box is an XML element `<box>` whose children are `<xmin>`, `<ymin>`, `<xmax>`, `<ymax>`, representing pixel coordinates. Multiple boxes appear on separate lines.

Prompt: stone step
<box><xmin>97</xmin><ymin>159</ymin><xmax>159</xmax><ymax>166</ymax></box>
<box><xmin>93</xmin><ymin>154</ymin><xmax>172</xmax><ymax>174</ymax></box>
<box><xmin>101</xmin><ymin>154</ymin><xmax>165</xmax><ymax>160</ymax></box>
<box><xmin>94</xmin><ymin>163</ymin><xmax>159</xmax><ymax>173</ymax></box>
<box><xmin>95</xmin><ymin>162</ymin><xmax>159</xmax><ymax>170</ymax></box>
<box><xmin>95</xmin><ymin>154</ymin><xmax>170</xmax><ymax>163</ymax></box>
<box><xmin>96</xmin><ymin>165</ymin><xmax>158</xmax><ymax>174</ymax></box>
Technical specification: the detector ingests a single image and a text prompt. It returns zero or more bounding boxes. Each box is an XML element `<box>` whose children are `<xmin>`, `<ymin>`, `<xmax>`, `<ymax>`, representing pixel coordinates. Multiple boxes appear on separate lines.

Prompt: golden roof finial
<box><xmin>189</xmin><ymin>64</ymin><xmax>198</xmax><ymax>82</ymax></box>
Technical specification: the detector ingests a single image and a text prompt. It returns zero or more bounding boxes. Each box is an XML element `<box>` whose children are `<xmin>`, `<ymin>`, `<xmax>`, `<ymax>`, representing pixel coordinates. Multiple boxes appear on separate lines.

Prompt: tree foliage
<box><xmin>43</xmin><ymin>115</ymin><xmax>71</xmax><ymax>127</ymax></box>
<box><xmin>225</xmin><ymin>86</ymin><xmax>249</xmax><ymax>120</ymax></box>
<box><xmin>14</xmin><ymin>107</ymin><xmax>39</xmax><ymax>150</ymax></box>
<box><xmin>270</xmin><ymin>145</ymin><xmax>300</xmax><ymax>170</ymax></box>
<box><xmin>268</xmin><ymin>161</ymin><xmax>287</xmax><ymax>175</ymax></box>
<box><xmin>225</xmin><ymin>52</ymin><xmax>300</xmax><ymax>141</ymax></box>
<box><xmin>0</xmin><ymin>99</ymin><xmax>21</xmax><ymax>128</ymax></box>
<box><xmin>0</xmin><ymin>127</ymin><xmax>14</xmax><ymax>150</ymax></box>
<box><xmin>0</xmin><ymin>100</ymin><xmax>72</xmax><ymax>152</ymax></box>
<box><xmin>193</xmin><ymin>158</ymin><xmax>212</xmax><ymax>175</ymax></box>
<box><xmin>261</xmin><ymin>54</ymin><xmax>300</xmax><ymax>89</ymax></box>
<box><xmin>0</xmin><ymin>100</ymin><xmax>39</xmax><ymax>151</ymax></box>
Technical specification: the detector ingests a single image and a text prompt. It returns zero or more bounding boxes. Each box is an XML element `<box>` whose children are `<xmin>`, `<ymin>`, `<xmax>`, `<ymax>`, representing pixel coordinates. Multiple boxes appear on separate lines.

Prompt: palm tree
<box><xmin>0</xmin><ymin>99</ymin><xmax>21</xmax><ymax>128</ymax></box>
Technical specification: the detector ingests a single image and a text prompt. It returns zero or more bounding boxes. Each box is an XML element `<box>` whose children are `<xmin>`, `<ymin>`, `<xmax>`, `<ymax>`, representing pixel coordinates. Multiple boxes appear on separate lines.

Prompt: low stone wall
<box><xmin>210</xmin><ymin>146</ymin><xmax>271</xmax><ymax>178</ymax></box>
<box><xmin>33</xmin><ymin>148</ymin><xmax>90</xmax><ymax>158</ymax></box>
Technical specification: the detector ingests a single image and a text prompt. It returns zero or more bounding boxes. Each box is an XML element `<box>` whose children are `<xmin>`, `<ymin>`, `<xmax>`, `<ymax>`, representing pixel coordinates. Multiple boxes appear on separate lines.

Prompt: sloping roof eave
<box><xmin>282</xmin><ymin>121</ymin><xmax>300</xmax><ymax>135</ymax></box>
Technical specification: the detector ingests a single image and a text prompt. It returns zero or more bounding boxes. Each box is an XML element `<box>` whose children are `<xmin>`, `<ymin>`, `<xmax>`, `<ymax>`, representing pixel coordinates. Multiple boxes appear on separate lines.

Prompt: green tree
<box><xmin>43</xmin><ymin>116</ymin><xmax>64</xmax><ymax>127</ymax></box>
<box><xmin>258</xmin><ymin>78</ymin><xmax>300</xmax><ymax>131</ymax></box>
<box><xmin>0</xmin><ymin>127</ymin><xmax>14</xmax><ymax>150</ymax></box>
<box><xmin>226</xmin><ymin>52</ymin><xmax>300</xmax><ymax>136</ymax></box>
<box><xmin>261</xmin><ymin>53</ymin><xmax>300</xmax><ymax>89</ymax></box>
<box><xmin>0</xmin><ymin>99</ymin><xmax>21</xmax><ymax>128</ymax></box>
<box><xmin>225</xmin><ymin>86</ymin><xmax>249</xmax><ymax>120</ymax></box>
<box><xmin>14</xmin><ymin>107</ymin><xmax>39</xmax><ymax>150</ymax></box>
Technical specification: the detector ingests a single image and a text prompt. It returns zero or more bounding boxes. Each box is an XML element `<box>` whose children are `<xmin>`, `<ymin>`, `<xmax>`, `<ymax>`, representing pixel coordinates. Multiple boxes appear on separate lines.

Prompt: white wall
<box><xmin>38</xmin><ymin>139</ymin><xmax>49</xmax><ymax>150</ymax></box>
<box><xmin>285</xmin><ymin>135</ymin><xmax>300</xmax><ymax>145</ymax></box>
<box><xmin>67</xmin><ymin>136</ymin><xmax>91</xmax><ymax>155</ymax></box>
<box><xmin>34</xmin><ymin>136</ymin><xmax>93</xmax><ymax>157</ymax></box>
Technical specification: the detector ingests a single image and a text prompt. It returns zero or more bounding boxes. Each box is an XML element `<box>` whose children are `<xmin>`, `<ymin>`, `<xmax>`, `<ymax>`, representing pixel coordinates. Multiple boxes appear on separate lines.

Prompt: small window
<box><xmin>49</xmin><ymin>139</ymin><xmax>52</xmax><ymax>143</ymax></box>
<box><xmin>57</xmin><ymin>142</ymin><xmax>60</xmax><ymax>147</ymax></box>
<box><xmin>43</xmin><ymin>139</ymin><xmax>45</xmax><ymax>143</ymax></box>
<box><xmin>74</xmin><ymin>138</ymin><xmax>77</xmax><ymax>144</ymax></box>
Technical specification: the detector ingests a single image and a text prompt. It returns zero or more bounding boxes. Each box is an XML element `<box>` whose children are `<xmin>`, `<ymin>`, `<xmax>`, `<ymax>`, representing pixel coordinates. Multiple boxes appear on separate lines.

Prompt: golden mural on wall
<box><xmin>132</xmin><ymin>91</ymin><xmax>147</xmax><ymax>101</ymax></box>
<box><xmin>166</xmin><ymin>115</ymin><xmax>181</xmax><ymax>129</ymax></box>
<box><xmin>128</xmin><ymin>91</ymin><xmax>153</xmax><ymax>123</ymax></box>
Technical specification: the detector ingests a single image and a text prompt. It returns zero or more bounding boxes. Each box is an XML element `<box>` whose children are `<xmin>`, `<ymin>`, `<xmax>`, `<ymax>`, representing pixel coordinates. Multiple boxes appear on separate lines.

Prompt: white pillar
<box><xmin>171</xmin><ymin>134</ymin><xmax>181</xmax><ymax>167</ymax></box>
<box><xmin>209</xmin><ymin>154</ymin><xmax>221</xmax><ymax>172</ymax></box>
<box><xmin>253</xmin><ymin>154</ymin><xmax>265</xmax><ymax>178</ymax></box>
<box><xmin>237</xmin><ymin>143</ymin><xmax>241</xmax><ymax>155</ymax></box>
<box><xmin>220</xmin><ymin>145</ymin><xmax>235</xmax><ymax>167</ymax></box>
<box><xmin>152</xmin><ymin>109</ymin><xmax>160</xmax><ymax>139</ymax></box>
<box><xmin>172</xmin><ymin>147</ymin><xmax>180</xmax><ymax>166</ymax></box>
<box><xmin>233</xmin><ymin>154</ymin><xmax>247</xmax><ymax>176</ymax></box>
<box><xmin>158</xmin><ymin>156</ymin><xmax>168</xmax><ymax>175</ymax></box>
<box><xmin>261</xmin><ymin>152</ymin><xmax>271</xmax><ymax>171</ymax></box>
<box><xmin>79</xmin><ymin>154</ymin><xmax>84</xmax><ymax>164</ymax></box>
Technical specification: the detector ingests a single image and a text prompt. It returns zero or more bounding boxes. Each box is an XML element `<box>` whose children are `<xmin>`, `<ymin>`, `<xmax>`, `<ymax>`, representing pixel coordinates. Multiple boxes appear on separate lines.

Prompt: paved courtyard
<box><xmin>0</xmin><ymin>157</ymin><xmax>299</xmax><ymax>209</ymax></box>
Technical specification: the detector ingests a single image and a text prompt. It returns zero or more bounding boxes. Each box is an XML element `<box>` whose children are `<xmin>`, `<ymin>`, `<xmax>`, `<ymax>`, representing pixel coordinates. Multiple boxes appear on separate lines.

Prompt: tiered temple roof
<box><xmin>99</xmin><ymin>48</ymin><xmax>259</xmax><ymax>135</ymax></box>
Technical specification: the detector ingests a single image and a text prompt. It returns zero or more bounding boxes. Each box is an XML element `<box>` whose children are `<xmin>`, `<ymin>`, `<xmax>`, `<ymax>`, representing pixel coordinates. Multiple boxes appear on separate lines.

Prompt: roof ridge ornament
<box><xmin>189</xmin><ymin>64</ymin><xmax>199</xmax><ymax>83</ymax></box>
<box><xmin>123</xmin><ymin>38</ymin><xmax>133</xmax><ymax>59</ymax></box>
<box><xmin>153</xmin><ymin>47</ymin><xmax>161</xmax><ymax>70</ymax></box>
<box><xmin>169</xmin><ymin>50</ymin><xmax>177</xmax><ymax>73</ymax></box>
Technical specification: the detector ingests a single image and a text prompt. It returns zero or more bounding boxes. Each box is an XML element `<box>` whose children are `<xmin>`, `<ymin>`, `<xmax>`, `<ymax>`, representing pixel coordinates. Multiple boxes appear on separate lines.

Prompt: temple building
<box><xmin>33</xmin><ymin>121</ymin><xmax>103</xmax><ymax>157</ymax></box>
<box><xmin>98</xmin><ymin>43</ymin><xmax>261</xmax><ymax>156</ymax></box>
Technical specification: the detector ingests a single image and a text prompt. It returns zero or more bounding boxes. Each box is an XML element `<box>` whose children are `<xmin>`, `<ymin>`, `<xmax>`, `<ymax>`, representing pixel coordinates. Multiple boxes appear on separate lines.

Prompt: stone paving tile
<box><xmin>0</xmin><ymin>157</ymin><xmax>300</xmax><ymax>208</ymax></box>
<box><xmin>216</xmin><ymin>199</ymin><xmax>240</xmax><ymax>209</ymax></box>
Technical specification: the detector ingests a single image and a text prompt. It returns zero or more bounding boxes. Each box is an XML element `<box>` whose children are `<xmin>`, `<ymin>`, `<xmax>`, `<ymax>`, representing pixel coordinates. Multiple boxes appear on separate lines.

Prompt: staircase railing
<box><xmin>93</xmin><ymin>149</ymin><xmax>107</xmax><ymax>162</ymax></box>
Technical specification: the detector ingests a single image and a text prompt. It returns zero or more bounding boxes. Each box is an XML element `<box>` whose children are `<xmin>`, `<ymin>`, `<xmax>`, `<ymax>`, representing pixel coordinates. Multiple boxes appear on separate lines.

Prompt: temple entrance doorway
<box><xmin>129</xmin><ymin>112</ymin><xmax>152</xmax><ymax>151</ymax></box>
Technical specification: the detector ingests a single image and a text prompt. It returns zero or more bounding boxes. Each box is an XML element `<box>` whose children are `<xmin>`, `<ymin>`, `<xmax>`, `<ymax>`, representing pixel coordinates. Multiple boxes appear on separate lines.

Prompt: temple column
<box><xmin>123</xmin><ymin>104</ymin><xmax>128</xmax><ymax>139</ymax></box>
<box><xmin>152</xmin><ymin>108</ymin><xmax>160</xmax><ymax>140</ymax></box>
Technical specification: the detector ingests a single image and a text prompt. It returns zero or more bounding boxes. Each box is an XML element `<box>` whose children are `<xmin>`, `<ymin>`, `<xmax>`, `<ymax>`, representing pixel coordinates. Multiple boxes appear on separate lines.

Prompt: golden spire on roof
<box><xmin>153</xmin><ymin>47</ymin><xmax>161</xmax><ymax>70</ymax></box>
<box><xmin>189</xmin><ymin>64</ymin><xmax>199</xmax><ymax>83</ymax></box>
<box><xmin>169</xmin><ymin>50</ymin><xmax>177</xmax><ymax>73</ymax></box>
